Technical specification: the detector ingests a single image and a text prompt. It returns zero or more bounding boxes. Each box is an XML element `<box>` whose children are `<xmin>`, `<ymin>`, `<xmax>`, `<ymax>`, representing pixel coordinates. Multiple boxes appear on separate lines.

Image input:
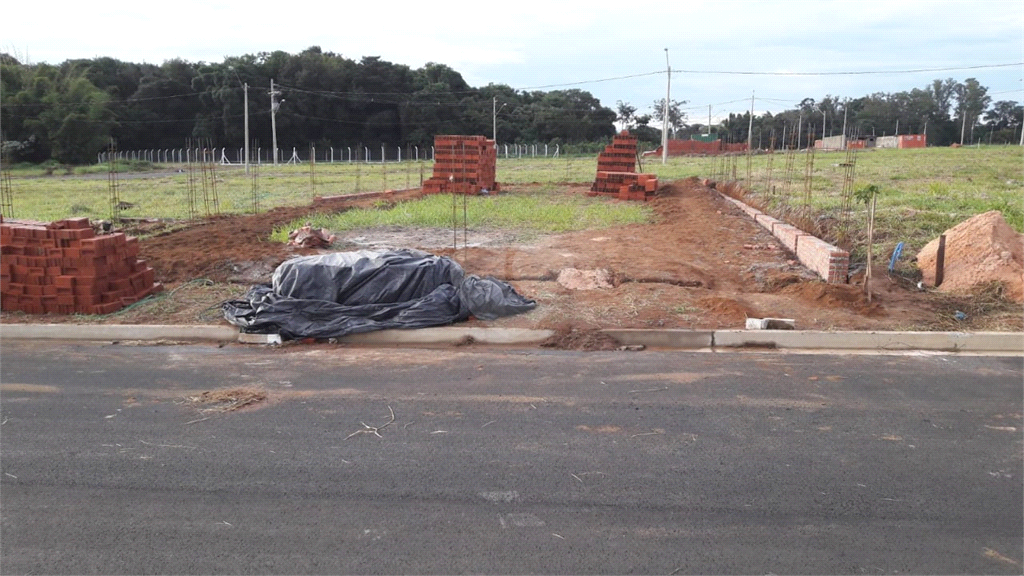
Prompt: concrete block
<box><xmin>745</xmin><ymin>318</ymin><xmax>796</xmax><ymax>330</ymax></box>
<box><xmin>238</xmin><ymin>333</ymin><xmax>282</xmax><ymax>345</ymax></box>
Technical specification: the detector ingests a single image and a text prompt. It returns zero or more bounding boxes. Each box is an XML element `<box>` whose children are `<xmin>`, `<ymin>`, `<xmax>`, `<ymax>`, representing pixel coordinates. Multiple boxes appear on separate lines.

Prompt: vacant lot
<box><xmin>1</xmin><ymin>147</ymin><xmax>1020</xmax><ymax>334</ymax></box>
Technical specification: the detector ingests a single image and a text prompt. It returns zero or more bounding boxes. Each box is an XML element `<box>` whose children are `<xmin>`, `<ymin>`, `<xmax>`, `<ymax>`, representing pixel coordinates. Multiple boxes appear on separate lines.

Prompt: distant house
<box><xmin>815</xmin><ymin>133</ymin><xmax>923</xmax><ymax>150</ymax></box>
<box><xmin>876</xmin><ymin>135</ymin><xmax>926</xmax><ymax>148</ymax></box>
<box><xmin>641</xmin><ymin>138</ymin><xmax>748</xmax><ymax>157</ymax></box>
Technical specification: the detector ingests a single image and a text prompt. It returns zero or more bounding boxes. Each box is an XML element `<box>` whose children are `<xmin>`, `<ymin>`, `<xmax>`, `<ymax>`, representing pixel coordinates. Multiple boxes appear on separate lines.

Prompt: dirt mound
<box><xmin>541</xmin><ymin>327</ymin><xmax>621</xmax><ymax>351</ymax></box>
<box><xmin>917</xmin><ymin>210</ymin><xmax>1024</xmax><ymax>303</ymax></box>
<box><xmin>779</xmin><ymin>282</ymin><xmax>886</xmax><ymax>317</ymax></box>
<box><xmin>697</xmin><ymin>296</ymin><xmax>758</xmax><ymax>324</ymax></box>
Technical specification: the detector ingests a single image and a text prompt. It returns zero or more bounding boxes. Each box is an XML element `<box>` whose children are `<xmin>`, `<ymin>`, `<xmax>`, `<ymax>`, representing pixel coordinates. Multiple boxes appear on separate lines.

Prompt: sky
<box><xmin>4</xmin><ymin>0</ymin><xmax>1023</xmax><ymax>125</ymax></box>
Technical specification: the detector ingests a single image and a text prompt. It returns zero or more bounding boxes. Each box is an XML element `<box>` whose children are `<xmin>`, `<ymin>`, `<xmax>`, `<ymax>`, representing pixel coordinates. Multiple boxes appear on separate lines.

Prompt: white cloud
<box><xmin>4</xmin><ymin>0</ymin><xmax>1021</xmax><ymax>116</ymax></box>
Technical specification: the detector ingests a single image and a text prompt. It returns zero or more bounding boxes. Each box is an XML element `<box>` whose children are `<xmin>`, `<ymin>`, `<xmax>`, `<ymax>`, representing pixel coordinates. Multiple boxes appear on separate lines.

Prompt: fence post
<box><xmin>397</xmin><ymin>146</ymin><xmax>401</xmax><ymax>163</ymax></box>
<box><xmin>415</xmin><ymin>146</ymin><xmax>419</xmax><ymax>161</ymax></box>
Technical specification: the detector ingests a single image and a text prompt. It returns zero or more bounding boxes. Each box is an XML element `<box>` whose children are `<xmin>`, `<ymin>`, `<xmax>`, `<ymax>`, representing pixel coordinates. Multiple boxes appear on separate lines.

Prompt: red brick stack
<box><xmin>0</xmin><ymin>217</ymin><xmax>162</xmax><ymax>315</ymax></box>
<box><xmin>589</xmin><ymin>131</ymin><xmax>658</xmax><ymax>201</ymax></box>
<box><xmin>422</xmin><ymin>135</ymin><xmax>500</xmax><ymax>195</ymax></box>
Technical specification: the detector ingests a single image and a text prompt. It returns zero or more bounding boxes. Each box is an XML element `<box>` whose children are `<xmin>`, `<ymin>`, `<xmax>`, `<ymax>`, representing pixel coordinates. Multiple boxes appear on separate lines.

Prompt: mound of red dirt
<box><xmin>917</xmin><ymin>210</ymin><xmax>1024</xmax><ymax>303</ymax></box>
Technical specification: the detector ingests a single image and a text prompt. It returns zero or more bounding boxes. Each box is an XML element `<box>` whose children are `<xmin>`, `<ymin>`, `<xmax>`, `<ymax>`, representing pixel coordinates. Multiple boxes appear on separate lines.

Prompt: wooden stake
<box><xmin>865</xmin><ymin>192</ymin><xmax>877</xmax><ymax>302</ymax></box>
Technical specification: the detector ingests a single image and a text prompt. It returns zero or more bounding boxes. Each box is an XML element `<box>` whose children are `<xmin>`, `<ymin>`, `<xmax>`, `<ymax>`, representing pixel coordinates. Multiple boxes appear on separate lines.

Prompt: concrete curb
<box><xmin>0</xmin><ymin>324</ymin><xmax>554</xmax><ymax>346</ymax></box>
<box><xmin>0</xmin><ymin>324</ymin><xmax>239</xmax><ymax>342</ymax></box>
<box><xmin>710</xmin><ymin>330</ymin><xmax>1024</xmax><ymax>353</ymax></box>
<box><xmin>1</xmin><ymin>323</ymin><xmax>1021</xmax><ymax>353</ymax></box>
<box><xmin>336</xmin><ymin>327</ymin><xmax>555</xmax><ymax>346</ymax></box>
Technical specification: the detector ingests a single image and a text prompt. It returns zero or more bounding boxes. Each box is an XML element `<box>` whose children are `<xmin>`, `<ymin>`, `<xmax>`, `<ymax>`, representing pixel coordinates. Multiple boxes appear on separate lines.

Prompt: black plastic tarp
<box><xmin>221</xmin><ymin>249</ymin><xmax>536</xmax><ymax>339</ymax></box>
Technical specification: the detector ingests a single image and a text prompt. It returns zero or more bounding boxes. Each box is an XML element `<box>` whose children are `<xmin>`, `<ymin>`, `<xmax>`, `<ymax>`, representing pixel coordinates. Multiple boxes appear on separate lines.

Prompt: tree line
<box><xmin>621</xmin><ymin>78</ymin><xmax>1020</xmax><ymax>149</ymax></box>
<box><xmin>1</xmin><ymin>46</ymin><xmax>1020</xmax><ymax>165</ymax></box>
<box><xmin>0</xmin><ymin>47</ymin><xmax>615</xmax><ymax>164</ymax></box>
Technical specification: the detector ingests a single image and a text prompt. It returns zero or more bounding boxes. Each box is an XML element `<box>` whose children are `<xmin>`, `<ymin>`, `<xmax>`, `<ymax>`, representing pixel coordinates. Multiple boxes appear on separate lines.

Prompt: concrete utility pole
<box><xmin>270</xmin><ymin>79</ymin><xmax>282</xmax><ymax>165</ymax></box>
<box><xmin>662</xmin><ymin>48</ymin><xmax>670</xmax><ymax>165</ymax></box>
<box><xmin>797</xmin><ymin>112</ymin><xmax>803</xmax><ymax>150</ymax></box>
<box><xmin>841</xmin><ymin>100</ymin><xmax>848</xmax><ymax>150</ymax></box>
<box><xmin>960</xmin><ymin>110</ymin><xmax>967</xmax><ymax>146</ymax></box>
<box><xmin>707</xmin><ymin>104</ymin><xmax>712</xmax><ymax>136</ymax></box>
<box><xmin>492</xmin><ymin>97</ymin><xmax>506</xmax><ymax>143</ymax></box>
<box><xmin>243</xmin><ymin>83</ymin><xmax>249</xmax><ymax>174</ymax></box>
<box><xmin>747</xmin><ymin>91</ymin><xmax>754</xmax><ymax>151</ymax></box>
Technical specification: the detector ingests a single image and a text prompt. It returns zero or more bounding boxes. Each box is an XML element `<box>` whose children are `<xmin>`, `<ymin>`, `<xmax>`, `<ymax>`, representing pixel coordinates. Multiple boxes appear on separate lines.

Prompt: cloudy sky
<box><xmin>5</xmin><ymin>0</ymin><xmax>1022</xmax><ymax>123</ymax></box>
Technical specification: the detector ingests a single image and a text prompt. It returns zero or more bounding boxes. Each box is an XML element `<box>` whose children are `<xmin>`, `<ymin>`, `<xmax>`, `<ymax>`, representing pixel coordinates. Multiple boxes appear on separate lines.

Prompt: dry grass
<box><xmin>926</xmin><ymin>282</ymin><xmax>1023</xmax><ymax>332</ymax></box>
<box><xmin>187</xmin><ymin>388</ymin><xmax>268</xmax><ymax>413</ymax></box>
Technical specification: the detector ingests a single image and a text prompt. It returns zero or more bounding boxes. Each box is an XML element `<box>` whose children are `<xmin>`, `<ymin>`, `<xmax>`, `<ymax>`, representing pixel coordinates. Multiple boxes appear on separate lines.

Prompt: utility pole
<box><xmin>960</xmin><ymin>110</ymin><xmax>967</xmax><ymax>145</ymax></box>
<box><xmin>243</xmin><ymin>83</ymin><xmax>249</xmax><ymax>174</ymax></box>
<box><xmin>841</xmin><ymin>100</ymin><xmax>848</xmax><ymax>150</ymax></box>
<box><xmin>1020</xmin><ymin>108</ymin><xmax>1024</xmax><ymax>145</ymax></box>
<box><xmin>707</xmin><ymin>104</ymin><xmax>712</xmax><ymax>137</ymax></box>
<box><xmin>662</xmin><ymin>48</ymin><xmax>670</xmax><ymax>165</ymax></box>
<box><xmin>270</xmin><ymin>79</ymin><xmax>282</xmax><ymax>165</ymax></box>
<box><xmin>493</xmin><ymin>97</ymin><xmax>497</xmax><ymax>142</ymax></box>
<box><xmin>797</xmin><ymin>111</ymin><xmax>803</xmax><ymax>150</ymax></box>
<box><xmin>747</xmin><ymin>91</ymin><xmax>754</xmax><ymax>151</ymax></box>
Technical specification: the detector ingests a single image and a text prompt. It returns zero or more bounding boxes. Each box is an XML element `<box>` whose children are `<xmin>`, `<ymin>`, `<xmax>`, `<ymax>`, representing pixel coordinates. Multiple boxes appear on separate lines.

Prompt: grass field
<box><xmin>267</xmin><ymin>191</ymin><xmax>652</xmax><ymax>243</ymax></box>
<box><xmin>3</xmin><ymin>145</ymin><xmax>1020</xmax><ymax>263</ymax></box>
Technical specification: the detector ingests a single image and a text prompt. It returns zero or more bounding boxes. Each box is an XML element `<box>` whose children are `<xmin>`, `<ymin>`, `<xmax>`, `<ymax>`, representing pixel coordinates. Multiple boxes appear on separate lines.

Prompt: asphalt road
<box><xmin>1</xmin><ymin>341</ymin><xmax>1021</xmax><ymax>575</ymax></box>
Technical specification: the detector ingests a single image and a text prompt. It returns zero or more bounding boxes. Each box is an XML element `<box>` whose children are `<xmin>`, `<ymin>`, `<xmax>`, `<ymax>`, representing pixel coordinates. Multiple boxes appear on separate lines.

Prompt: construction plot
<box><xmin>0</xmin><ymin>176</ymin><xmax>1018</xmax><ymax>334</ymax></box>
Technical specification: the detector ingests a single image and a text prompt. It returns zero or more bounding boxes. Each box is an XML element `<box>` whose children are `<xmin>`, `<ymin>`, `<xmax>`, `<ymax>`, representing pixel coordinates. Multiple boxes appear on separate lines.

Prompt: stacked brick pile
<box><xmin>0</xmin><ymin>217</ymin><xmax>162</xmax><ymax>315</ymax></box>
<box><xmin>589</xmin><ymin>132</ymin><xmax>658</xmax><ymax>201</ymax></box>
<box><xmin>422</xmin><ymin>135</ymin><xmax>499</xmax><ymax>195</ymax></box>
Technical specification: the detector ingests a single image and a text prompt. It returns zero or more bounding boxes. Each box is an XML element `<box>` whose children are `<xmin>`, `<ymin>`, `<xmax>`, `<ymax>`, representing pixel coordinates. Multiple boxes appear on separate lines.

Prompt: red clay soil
<box><xmin>2</xmin><ymin>179</ymin><xmax>1019</xmax><ymax>333</ymax></box>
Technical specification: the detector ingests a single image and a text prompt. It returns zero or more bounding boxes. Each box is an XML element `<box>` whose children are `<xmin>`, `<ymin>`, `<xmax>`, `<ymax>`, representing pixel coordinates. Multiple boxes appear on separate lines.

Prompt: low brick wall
<box><xmin>1</xmin><ymin>217</ymin><xmax>162</xmax><ymax>315</ymax></box>
<box><xmin>719</xmin><ymin>193</ymin><xmax>849</xmax><ymax>284</ymax></box>
<box><xmin>769</xmin><ymin>222</ymin><xmax>807</xmax><ymax>253</ymax></box>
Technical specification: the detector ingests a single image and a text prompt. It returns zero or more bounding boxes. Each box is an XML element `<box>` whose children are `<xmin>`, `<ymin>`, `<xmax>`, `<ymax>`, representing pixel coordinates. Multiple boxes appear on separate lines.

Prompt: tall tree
<box><xmin>953</xmin><ymin>77</ymin><xmax>991</xmax><ymax>144</ymax></box>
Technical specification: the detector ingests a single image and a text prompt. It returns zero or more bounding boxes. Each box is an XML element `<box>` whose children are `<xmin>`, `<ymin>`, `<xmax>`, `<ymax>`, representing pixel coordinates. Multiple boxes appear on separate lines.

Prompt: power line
<box><xmin>671</xmin><ymin>62</ymin><xmax>1022</xmax><ymax>76</ymax></box>
<box><xmin>508</xmin><ymin>63</ymin><xmax>1022</xmax><ymax>92</ymax></box>
<box><xmin>517</xmin><ymin>71</ymin><xmax>664</xmax><ymax>91</ymax></box>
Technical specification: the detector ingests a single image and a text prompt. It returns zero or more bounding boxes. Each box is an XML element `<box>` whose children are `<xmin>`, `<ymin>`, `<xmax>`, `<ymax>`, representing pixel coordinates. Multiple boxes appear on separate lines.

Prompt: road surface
<box><xmin>1</xmin><ymin>341</ymin><xmax>1021</xmax><ymax>574</ymax></box>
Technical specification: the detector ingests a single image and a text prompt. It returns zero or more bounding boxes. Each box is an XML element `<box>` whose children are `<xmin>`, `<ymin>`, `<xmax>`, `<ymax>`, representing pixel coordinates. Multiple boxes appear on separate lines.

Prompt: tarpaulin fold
<box><xmin>222</xmin><ymin>249</ymin><xmax>535</xmax><ymax>339</ymax></box>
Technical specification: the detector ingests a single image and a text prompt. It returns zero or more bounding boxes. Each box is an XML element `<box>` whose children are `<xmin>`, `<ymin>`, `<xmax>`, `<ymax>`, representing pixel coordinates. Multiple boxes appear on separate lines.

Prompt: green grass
<box><xmin>641</xmin><ymin>145</ymin><xmax>1023</xmax><ymax>262</ymax></box>
<box><xmin>269</xmin><ymin>190</ymin><xmax>652</xmax><ymax>242</ymax></box>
